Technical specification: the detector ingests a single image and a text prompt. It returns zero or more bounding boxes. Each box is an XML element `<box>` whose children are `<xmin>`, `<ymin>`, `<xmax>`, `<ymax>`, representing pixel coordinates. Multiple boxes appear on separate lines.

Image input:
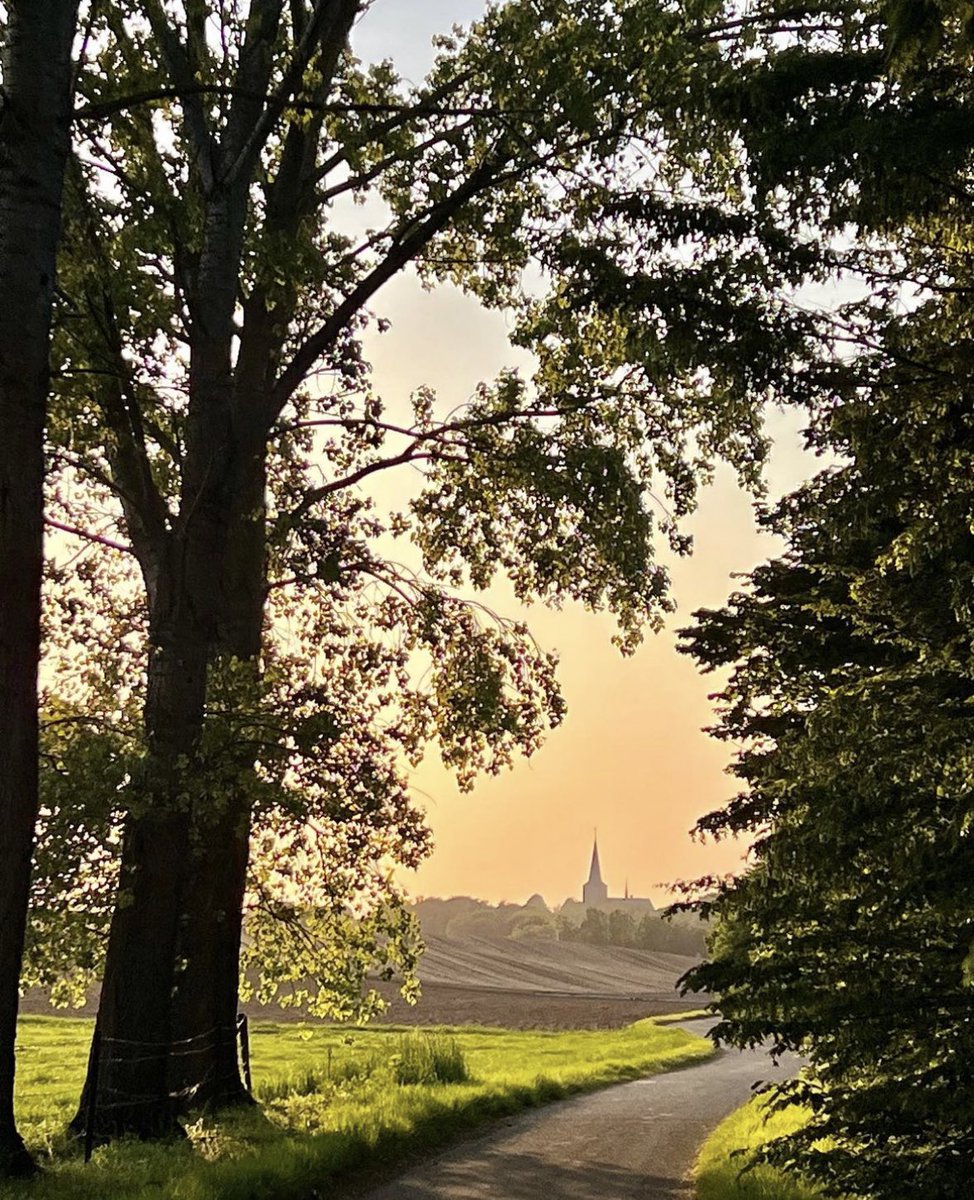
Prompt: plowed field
<box><xmin>370</xmin><ymin>936</ymin><xmax>704</xmax><ymax>1028</ymax></box>
<box><xmin>22</xmin><ymin>937</ymin><xmax>705</xmax><ymax>1031</ymax></box>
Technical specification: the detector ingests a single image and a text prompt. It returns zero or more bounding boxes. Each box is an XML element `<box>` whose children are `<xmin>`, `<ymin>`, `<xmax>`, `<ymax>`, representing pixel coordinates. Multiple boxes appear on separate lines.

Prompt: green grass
<box><xmin>694</xmin><ymin>1095</ymin><xmax>832</xmax><ymax>1200</ymax></box>
<box><xmin>5</xmin><ymin>1014</ymin><xmax>713</xmax><ymax>1199</ymax></box>
<box><xmin>653</xmin><ymin>1009</ymin><xmax>711</xmax><ymax>1025</ymax></box>
<box><xmin>392</xmin><ymin>1031</ymin><xmax>469</xmax><ymax>1085</ymax></box>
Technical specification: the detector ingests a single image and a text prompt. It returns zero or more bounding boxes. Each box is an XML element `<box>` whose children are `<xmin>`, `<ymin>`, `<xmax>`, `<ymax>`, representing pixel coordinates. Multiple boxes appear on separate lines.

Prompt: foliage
<box><xmin>29</xmin><ymin>0</ymin><xmax>809</xmax><ymax>1030</ymax></box>
<box><xmin>694</xmin><ymin>1096</ymin><xmax>830</xmax><ymax>1200</ymax></box>
<box><xmin>560</xmin><ymin>907</ymin><xmax>707</xmax><ymax>955</ymax></box>
<box><xmin>663</xmin><ymin>2</ymin><xmax>974</xmax><ymax>1197</ymax></box>
<box><xmin>680</xmin><ymin>315</ymin><xmax>974</xmax><ymax>1197</ymax></box>
<box><xmin>5</xmin><ymin>1015</ymin><xmax>711</xmax><ymax>1199</ymax></box>
<box><xmin>412</xmin><ymin>895</ymin><xmax>706</xmax><ymax>954</ymax></box>
<box><xmin>392</xmin><ymin>1032</ymin><xmax>469</xmax><ymax>1086</ymax></box>
<box><xmin>416</xmin><ymin>896</ymin><xmax>552</xmax><ymax>940</ymax></box>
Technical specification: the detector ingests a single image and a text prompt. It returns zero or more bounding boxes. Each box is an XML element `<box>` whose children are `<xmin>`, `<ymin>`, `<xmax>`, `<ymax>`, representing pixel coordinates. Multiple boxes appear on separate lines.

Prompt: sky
<box><xmin>347</xmin><ymin>2</ymin><xmax>819</xmax><ymax>909</ymax></box>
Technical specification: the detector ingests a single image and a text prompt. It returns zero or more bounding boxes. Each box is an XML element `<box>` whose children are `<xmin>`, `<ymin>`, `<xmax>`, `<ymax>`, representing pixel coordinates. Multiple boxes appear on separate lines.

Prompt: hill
<box><xmin>416</xmin><ymin>934</ymin><xmax>697</xmax><ymax>996</ymax></box>
<box><xmin>369</xmin><ymin>934</ymin><xmax>705</xmax><ymax>1029</ymax></box>
<box><xmin>22</xmin><ymin>935</ymin><xmax>706</xmax><ymax>1033</ymax></box>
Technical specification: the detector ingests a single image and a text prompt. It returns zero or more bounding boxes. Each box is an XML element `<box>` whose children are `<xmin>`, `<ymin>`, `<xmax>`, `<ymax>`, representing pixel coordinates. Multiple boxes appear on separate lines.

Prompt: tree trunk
<box><xmin>73</xmin><ymin>636</ymin><xmax>209</xmax><ymax>1138</ymax></box>
<box><xmin>72</xmin><ymin>160</ymin><xmax>250</xmax><ymax>1130</ymax></box>
<box><xmin>167</xmin><ymin>449</ymin><xmax>267</xmax><ymax>1109</ymax></box>
<box><xmin>0</xmin><ymin>0</ymin><xmax>78</xmax><ymax>1176</ymax></box>
<box><xmin>165</xmin><ymin>798</ymin><xmax>253</xmax><ymax>1108</ymax></box>
<box><xmin>75</xmin><ymin>446</ymin><xmax>265</xmax><ymax>1128</ymax></box>
<box><xmin>75</xmin><ymin>379</ymin><xmax>237</xmax><ymax>1135</ymax></box>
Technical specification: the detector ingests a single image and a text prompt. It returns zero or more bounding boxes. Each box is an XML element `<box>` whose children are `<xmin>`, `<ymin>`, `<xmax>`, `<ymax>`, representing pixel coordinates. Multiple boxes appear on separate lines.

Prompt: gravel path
<box><xmin>358</xmin><ymin>1023</ymin><xmax>801</xmax><ymax>1200</ymax></box>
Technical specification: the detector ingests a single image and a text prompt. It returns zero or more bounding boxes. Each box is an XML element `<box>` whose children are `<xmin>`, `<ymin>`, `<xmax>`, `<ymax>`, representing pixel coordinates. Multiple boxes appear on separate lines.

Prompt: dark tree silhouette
<box><xmin>0</xmin><ymin>0</ymin><xmax>79</xmax><ymax>1176</ymax></box>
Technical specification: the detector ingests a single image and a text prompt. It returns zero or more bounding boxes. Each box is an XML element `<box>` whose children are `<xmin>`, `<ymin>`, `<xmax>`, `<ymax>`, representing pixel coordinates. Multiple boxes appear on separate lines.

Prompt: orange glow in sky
<box><xmin>362</xmin><ymin>276</ymin><xmax>815</xmax><ymax>910</ymax></box>
<box><xmin>347</xmin><ymin>2</ymin><xmax>824</xmax><ymax>910</ymax></box>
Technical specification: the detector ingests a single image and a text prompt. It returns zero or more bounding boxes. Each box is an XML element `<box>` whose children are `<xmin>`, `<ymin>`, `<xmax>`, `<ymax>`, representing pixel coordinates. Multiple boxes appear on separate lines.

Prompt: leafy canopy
<box><xmin>36</xmin><ymin>0</ymin><xmax>801</xmax><ymax>1014</ymax></box>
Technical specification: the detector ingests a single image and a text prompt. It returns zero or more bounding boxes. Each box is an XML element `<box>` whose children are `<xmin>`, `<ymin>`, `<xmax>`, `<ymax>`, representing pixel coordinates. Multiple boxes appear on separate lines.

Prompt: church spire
<box><xmin>587</xmin><ymin>831</ymin><xmax>603</xmax><ymax>885</ymax></box>
<box><xmin>583</xmin><ymin>831</ymin><xmax>609</xmax><ymax>906</ymax></box>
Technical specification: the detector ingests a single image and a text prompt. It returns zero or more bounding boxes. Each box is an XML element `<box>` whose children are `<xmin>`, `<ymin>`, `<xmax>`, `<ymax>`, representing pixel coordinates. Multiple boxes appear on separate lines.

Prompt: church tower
<box><xmin>582</xmin><ymin>834</ymin><xmax>609</xmax><ymax>906</ymax></box>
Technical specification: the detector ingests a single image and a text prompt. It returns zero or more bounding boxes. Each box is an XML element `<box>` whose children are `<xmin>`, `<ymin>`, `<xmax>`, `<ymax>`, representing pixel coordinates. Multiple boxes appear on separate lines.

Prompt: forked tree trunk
<box><xmin>73</xmin><ymin>0</ymin><xmax>358</xmax><ymax>1127</ymax></box>
<box><xmin>73</xmin><ymin>165</ymin><xmax>249</xmax><ymax>1132</ymax></box>
<box><xmin>75</xmin><ymin>447</ymin><xmax>265</xmax><ymax>1129</ymax></box>
<box><xmin>75</xmin><ymin>380</ymin><xmax>238</xmax><ymax>1135</ymax></box>
<box><xmin>0</xmin><ymin>0</ymin><xmax>78</xmax><ymax>1176</ymax></box>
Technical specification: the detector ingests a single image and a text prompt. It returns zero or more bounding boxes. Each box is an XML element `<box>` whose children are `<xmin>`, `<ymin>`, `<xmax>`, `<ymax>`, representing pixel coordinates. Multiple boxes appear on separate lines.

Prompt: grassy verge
<box><xmin>5</xmin><ymin>1015</ymin><xmax>712</xmax><ymax>1199</ymax></box>
<box><xmin>694</xmin><ymin>1095</ymin><xmax>828</xmax><ymax>1200</ymax></box>
<box><xmin>653</xmin><ymin>1009</ymin><xmax>710</xmax><ymax>1025</ymax></box>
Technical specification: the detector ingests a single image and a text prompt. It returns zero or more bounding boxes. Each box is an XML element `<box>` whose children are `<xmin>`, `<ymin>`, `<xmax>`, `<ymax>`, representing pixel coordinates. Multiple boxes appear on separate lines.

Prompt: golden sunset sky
<box><xmin>352</xmin><ymin>3</ymin><xmax>819</xmax><ymax>909</ymax></box>
<box><xmin>360</xmin><ymin>282</ymin><xmax>814</xmax><ymax>910</ymax></box>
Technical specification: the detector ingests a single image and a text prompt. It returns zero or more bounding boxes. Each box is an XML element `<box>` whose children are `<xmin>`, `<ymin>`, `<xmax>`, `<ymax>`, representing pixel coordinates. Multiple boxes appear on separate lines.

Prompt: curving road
<box><xmin>358</xmin><ymin>1023</ymin><xmax>801</xmax><ymax>1200</ymax></box>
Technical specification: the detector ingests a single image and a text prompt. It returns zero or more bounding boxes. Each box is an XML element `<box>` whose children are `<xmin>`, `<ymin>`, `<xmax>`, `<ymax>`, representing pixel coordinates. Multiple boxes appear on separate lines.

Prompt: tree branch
<box><xmin>45</xmin><ymin>518</ymin><xmax>133</xmax><ymax>555</ymax></box>
<box><xmin>268</xmin><ymin>150</ymin><xmax>508</xmax><ymax>425</ymax></box>
<box><xmin>316</xmin><ymin>124</ymin><xmax>473</xmax><ymax>204</ymax></box>
<box><xmin>74</xmin><ymin>84</ymin><xmax>512</xmax><ymax>124</ymax></box>
<box><xmin>224</xmin><ymin>0</ymin><xmax>358</xmax><ymax>187</ymax></box>
<box><xmin>133</xmin><ymin>0</ymin><xmax>216</xmax><ymax>192</ymax></box>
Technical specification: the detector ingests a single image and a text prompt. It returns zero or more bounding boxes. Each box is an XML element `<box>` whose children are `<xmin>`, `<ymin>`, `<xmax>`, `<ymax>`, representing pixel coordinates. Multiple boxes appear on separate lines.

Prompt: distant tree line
<box><xmin>561</xmin><ymin>908</ymin><xmax>705</xmax><ymax>956</ymax></box>
<box><xmin>412</xmin><ymin>896</ymin><xmax>706</xmax><ymax>956</ymax></box>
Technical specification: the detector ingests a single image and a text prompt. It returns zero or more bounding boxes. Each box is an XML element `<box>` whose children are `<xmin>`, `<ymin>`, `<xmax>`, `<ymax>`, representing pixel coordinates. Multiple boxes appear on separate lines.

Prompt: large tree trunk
<box><xmin>72</xmin><ymin>140</ymin><xmax>251</xmax><ymax>1127</ymax></box>
<box><xmin>73</xmin><ymin>0</ymin><xmax>357</xmax><ymax>1126</ymax></box>
<box><xmin>75</xmin><ymin>354</ymin><xmax>260</xmax><ymax>1132</ymax></box>
<box><xmin>79</xmin><ymin>456</ymin><xmax>266</xmax><ymax>1127</ymax></box>
<box><xmin>0</xmin><ymin>0</ymin><xmax>78</xmax><ymax>1176</ymax></box>
<box><xmin>165</xmin><ymin>799</ymin><xmax>253</xmax><ymax>1109</ymax></box>
<box><xmin>64</xmin><ymin>0</ymin><xmax>368</xmax><ymax>1130</ymax></box>
<box><xmin>166</xmin><ymin>449</ymin><xmax>267</xmax><ymax>1109</ymax></box>
<box><xmin>75</xmin><ymin>634</ymin><xmax>209</xmax><ymax>1138</ymax></box>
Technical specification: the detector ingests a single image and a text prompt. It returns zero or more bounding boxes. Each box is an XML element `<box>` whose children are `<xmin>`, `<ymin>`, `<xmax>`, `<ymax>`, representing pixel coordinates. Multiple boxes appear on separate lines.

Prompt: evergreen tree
<box><xmin>681</xmin><ymin>293</ymin><xmax>974</xmax><ymax>1200</ymax></box>
<box><xmin>674</xmin><ymin>3</ymin><xmax>974</xmax><ymax>1193</ymax></box>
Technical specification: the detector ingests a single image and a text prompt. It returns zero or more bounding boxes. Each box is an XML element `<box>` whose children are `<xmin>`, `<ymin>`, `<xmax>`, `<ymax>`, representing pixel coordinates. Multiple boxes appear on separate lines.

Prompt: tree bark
<box><xmin>76</xmin><ymin>233</ymin><xmax>259</xmax><ymax>1133</ymax></box>
<box><xmin>0</xmin><ymin>0</ymin><xmax>78</xmax><ymax>1176</ymax></box>
<box><xmin>75</xmin><ymin>633</ymin><xmax>209</xmax><ymax>1138</ymax></box>
<box><xmin>78</xmin><ymin>451</ymin><xmax>267</xmax><ymax>1126</ymax></box>
<box><xmin>165</xmin><ymin>798</ymin><xmax>254</xmax><ymax>1109</ymax></box>
<box><xmin>167</xmin><ymin>448</ymin><xmax>267</xmax><ymax>1109</ymax></box>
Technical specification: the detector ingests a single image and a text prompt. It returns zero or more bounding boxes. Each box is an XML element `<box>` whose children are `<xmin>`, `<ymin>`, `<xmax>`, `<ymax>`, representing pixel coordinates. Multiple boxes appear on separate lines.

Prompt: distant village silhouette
<box><xmin>410</xmin><ymin>836</ymin><xmax>710</xmax><ymax>955</ymax></box>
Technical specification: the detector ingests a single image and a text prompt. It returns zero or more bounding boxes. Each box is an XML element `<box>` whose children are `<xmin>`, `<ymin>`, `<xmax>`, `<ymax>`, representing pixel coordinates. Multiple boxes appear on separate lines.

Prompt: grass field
<box><xmin>6</xmin><ymin>1014</ymin><xmax>712</xmax><ymax>1199</ymax></box>
<box><xmin>694</xmin><ymin>1095</ymin><xmax>828</xmax><ymax>1200</ymax></box>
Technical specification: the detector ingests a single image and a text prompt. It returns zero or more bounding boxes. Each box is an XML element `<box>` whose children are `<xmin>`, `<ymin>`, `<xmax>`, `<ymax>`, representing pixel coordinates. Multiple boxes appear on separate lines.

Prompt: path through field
<box><xmin>357</xmin><ymin>1023</ymin><xmax>801</xmax><ymax>1200</ymax></box>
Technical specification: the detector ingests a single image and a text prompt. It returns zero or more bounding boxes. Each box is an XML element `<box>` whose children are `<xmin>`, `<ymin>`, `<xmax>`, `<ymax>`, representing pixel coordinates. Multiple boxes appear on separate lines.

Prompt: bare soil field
<box><xmin>416</xmin><ymin>935</ymin><xmax>699</xmax><ymax>994</ymax></box>
<box><xmin>22</xmin><ymin>936</ymin><xmax>706</xmax><ymax>1031</ymax></box>
<box><xmin>370</xmin><ymin>981</ymin><xmax>697</xmax><ymax>1030</ymax></box>
<box><xmin>368</xmin><ymin>936</ymin><xmax>704</xmax><ymax>1028</ymax></box>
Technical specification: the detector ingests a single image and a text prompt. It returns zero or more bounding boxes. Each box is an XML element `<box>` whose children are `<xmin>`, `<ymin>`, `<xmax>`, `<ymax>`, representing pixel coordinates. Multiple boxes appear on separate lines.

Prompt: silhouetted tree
<box><xmin>0</xmin><ymin>0</ymin><xmax>78</xmax><ymax>1176</ymax></box>
<box><xmin>46</xmin><ymin>0</ymin><xmax>806</xmax><ymax>1136</ymax></box>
